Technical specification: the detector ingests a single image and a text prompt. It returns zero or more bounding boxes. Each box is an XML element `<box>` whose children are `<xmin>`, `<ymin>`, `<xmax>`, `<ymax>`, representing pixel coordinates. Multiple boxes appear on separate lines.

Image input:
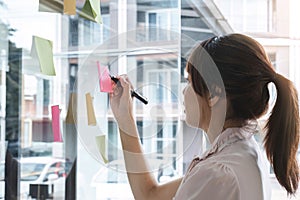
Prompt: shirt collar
<box><xmin>186</xmin><ymin>121</ymin><xmax>259</xmax><ymax>178</ymax></box>
<box><xmin>198</xmin><ymin>120</ymin><xmax>259</xmax><ymax>161</ymax></box>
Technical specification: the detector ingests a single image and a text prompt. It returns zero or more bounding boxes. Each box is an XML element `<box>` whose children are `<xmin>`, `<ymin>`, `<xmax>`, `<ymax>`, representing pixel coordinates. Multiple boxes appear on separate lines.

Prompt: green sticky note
<box><xmin>95</xmin><ymin>135</ymin><xmax>108</xmax><ymax>163</ymax></box>
<box><xmin>80</xmin><ymin>0</ymin><xmax>102</xmax><ymax>24</ymax></box>
<box><xmin>31</xmin><ymin>36</ymin><xmax>56</xmax><ymax>76</ymax></box>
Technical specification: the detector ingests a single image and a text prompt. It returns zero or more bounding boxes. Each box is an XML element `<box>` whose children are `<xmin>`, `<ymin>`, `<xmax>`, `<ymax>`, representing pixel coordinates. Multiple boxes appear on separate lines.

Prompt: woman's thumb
<box><xmin>117</xmin><ymin>75</ymin><xmax>131</xmax><ymax>98</ymax></box>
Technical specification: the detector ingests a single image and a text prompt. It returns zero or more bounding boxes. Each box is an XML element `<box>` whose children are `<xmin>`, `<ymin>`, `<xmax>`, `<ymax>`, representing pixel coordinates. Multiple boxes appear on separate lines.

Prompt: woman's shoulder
<box><xmin>191</xmin><ymin>159</ymin><xmax>239</xmax><ymax>180</ymax></box>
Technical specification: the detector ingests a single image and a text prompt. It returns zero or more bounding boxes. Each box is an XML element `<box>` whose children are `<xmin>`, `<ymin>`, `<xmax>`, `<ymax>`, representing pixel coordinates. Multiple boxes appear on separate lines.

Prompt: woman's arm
<box><xmin>110</xmin><ymin>75</ymin><xmax>182</xmax><ymax>200</ymax></box>
<box><xmin>119</xmin><ymin>121</ymin><xmax>182</xmax><ymax>200</ymax></box>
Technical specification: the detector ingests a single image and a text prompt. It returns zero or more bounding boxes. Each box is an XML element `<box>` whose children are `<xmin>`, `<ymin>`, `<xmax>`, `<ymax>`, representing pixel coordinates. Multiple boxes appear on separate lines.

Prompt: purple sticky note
<box><xmin>97</xmin><ymin>62</ymin><xmax>113</xmax><ymax>93</ymax></box>
<box><xmin>51</xmin><ymin>105</ymin><xmax>63</xmax><ymax>142</ymax></box>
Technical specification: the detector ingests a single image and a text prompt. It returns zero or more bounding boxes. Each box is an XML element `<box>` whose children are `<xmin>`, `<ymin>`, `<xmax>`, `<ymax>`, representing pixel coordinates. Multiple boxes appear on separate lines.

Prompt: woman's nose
<box><xmin>182</xmin><ymin>84</ymin><xmax>188</xmax><ymax>95</ymax></box>
<box><xmin>183</xmin><ymin>85</ymin><xmax>187</xmax><ymax>95</ymax></box>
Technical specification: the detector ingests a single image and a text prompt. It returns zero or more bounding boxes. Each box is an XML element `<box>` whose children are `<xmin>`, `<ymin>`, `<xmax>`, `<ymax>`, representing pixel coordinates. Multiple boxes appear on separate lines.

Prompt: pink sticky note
<box><xmin>51</xmin><ymin>105</ymin><xmax>63</xmax><ymax>142</ymax></box>
<box><xmin>97</xmin><ymin>62</ymin><xmax>113</xmax><ymax>93</ymax></box>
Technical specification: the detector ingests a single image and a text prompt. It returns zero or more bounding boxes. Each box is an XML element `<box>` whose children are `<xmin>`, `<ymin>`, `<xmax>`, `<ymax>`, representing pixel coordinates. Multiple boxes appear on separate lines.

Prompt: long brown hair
<box><xmin>187</xmin><ymin>33</ymin><xmax>299</xmax><ymax>195</ymax></box>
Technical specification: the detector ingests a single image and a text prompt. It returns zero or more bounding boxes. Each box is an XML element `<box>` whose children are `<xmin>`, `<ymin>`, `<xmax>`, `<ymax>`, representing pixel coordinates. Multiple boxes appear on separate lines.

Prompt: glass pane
<box><xmin>0</xmin><ymin>0</ymin><xmax>299</xmax><ymax>199</ymax></box>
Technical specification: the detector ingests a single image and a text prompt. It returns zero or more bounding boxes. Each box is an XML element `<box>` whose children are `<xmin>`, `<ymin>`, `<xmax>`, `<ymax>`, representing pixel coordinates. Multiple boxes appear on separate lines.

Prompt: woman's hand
<box><xmin>109</xmin><ymin>75</ymin><xmax>134</xmax><ymax>127</ymax></box>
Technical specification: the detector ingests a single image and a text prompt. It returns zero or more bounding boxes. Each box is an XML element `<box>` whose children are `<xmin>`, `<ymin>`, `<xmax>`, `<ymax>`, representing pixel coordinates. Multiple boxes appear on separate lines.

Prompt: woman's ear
<box><xmin>208</xmin><ymin>95</ymin><xmax>220</xmax><ymax>107</ymax></box>
<box><xmin>208</xmin><ymin>85</ymin><xmax>222</xmax><ymax>107</ymax></box>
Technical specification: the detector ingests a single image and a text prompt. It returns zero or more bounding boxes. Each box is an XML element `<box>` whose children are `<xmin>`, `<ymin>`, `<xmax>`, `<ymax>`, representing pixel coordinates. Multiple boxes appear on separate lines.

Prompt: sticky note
<box><xmin>64</xmin><ymin>0</ymin><xmax>76</xmax><ymax>15</ymax></box>
<box><xmin>39</xmin><ymin>0</ymin><xmax>63</xmax><ymax>13</ymax></box>
<box><xmin>30</xmin><ymin>36</ymin><xmax>56</xmax><ymax>76</ymax></box>
<box><xmin>86</xmin><ymin>93</ymin><xmax>97</xmax><ymax>126</ymax></box>
<box><xmin>66</xmin><ymin>93</ymin><xmax>76</xmax><ymax>124</ymax></box>
<box><xmin>97</xmin><ymin>62</ymin><xmax>113</xmax><ymax>93</ymax></box>
<box><xmin>95</xmin><ymin>135</ymin><xmax>108</xmax><ymax>163</ymax></box>
<box><xmin>80</xmin><ymin>0</ymin><xmax>102</xmax><ymax>24</ymax></box>
<box><xmin>51</xmin><ymin>105</ymin><xmax>63</xmax><ymax>142</ymax></box>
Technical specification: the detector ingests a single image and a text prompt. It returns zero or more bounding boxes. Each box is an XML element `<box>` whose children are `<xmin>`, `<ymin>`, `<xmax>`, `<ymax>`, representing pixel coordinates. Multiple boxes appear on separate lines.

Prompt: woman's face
<box><xmin>183</xmin><ymin>75</ymin><xmax>211</xmax><ymax>130</ymax></box>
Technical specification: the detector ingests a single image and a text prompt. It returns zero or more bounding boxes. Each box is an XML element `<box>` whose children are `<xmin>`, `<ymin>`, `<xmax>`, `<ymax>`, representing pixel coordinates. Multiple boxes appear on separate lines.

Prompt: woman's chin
<box><xmin>185</xmin><ymin>117</ymin><xmax>200</xmax><ymax>129</ymax></box>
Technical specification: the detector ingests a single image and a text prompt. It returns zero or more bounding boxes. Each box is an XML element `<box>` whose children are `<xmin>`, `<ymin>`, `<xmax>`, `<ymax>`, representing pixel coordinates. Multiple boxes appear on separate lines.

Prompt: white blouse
<box><xmin>173</xmin><ymin>124</ymin><xmax>271</xmax><ymax>200</ymax></box>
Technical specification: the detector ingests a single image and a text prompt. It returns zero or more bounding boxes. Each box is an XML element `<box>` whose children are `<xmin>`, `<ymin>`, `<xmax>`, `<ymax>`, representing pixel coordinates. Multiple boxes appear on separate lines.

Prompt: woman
<box><xmin>109</xmin><ymin>33</ymin><xmax>299</xmax><ymax>199</ymax></box>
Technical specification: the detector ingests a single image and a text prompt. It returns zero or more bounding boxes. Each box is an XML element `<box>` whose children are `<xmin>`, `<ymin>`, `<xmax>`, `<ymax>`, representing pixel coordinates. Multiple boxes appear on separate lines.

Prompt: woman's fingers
<box><xmin>110</xmin><ymin>74</ymin><xmax>135</xmax><ymax>102</ymax></box>
<box><xmin>123</xmin><ymin>75</ymin><xmax>134</xmax><ymax>90</ymax></box>
<box><xmin>109</xmin><ymin>74</ymin><xmax>135</xmax><ymax>123</ymax></box>
<box><xmin>112</xmin><ymin>84</ymin><xmax>122</xmax><ymax>97</ymax></box>
<box><xmin>117</xmin><ymin>75</ymin><xmax>132</xmax><ymax>98</ymax></box>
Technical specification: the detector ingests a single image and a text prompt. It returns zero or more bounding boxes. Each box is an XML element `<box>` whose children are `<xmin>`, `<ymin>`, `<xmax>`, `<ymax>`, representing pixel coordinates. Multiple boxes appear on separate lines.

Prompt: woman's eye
<box><xmin>185</xmin><ymin>77</ymin><xmax>190</xmax><ymax>83</ymax></box>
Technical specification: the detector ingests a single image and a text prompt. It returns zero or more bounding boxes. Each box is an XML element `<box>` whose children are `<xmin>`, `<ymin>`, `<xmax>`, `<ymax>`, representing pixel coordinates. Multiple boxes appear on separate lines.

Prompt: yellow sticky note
<box><xmin>80</xmin><ymin>0</ymin><xmax>102</xmax><ymax>24</ymax></box>
<box><xmin>64</xmin><ymin>0</ymin><xmax>76</xmax><ymax>15</ymax></box>
<box><xmin>86</xmin><ymin>93</ymin><xmax>97</xmax><ymax>126</ymax></box>
<box><xmin>66</xmin><ymin>93</ymin><xmax>77</xmax><ymax>124</ymax></box>
<box><xmin>30</xmin><ymin>36</ymin><xmax>56</xmax><ymax>76</ymax></box>
<box><xmin>95</xmin><ymin>135</ymin><xmax>108</xmax><ymax>163</ymax></box>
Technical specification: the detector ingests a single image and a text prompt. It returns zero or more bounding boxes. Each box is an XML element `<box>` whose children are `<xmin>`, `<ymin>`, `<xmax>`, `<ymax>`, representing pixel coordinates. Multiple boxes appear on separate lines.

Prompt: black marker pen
<box><xmin>110</xmin><ymin>75</ymin><xmax>148</xmax><ymax>105</ymax></box>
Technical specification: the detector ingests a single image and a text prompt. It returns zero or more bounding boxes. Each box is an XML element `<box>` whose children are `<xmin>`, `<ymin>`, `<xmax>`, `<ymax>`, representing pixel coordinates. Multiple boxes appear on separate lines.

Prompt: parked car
<box><xmin>20</xmin><ymin>156</ymin><xmax>72</xmax><ymax>199</ymax></box>
<box><xmin>91</xmin><ymin>159</ymin><xmax>179</xmax><ymax>200</ymax></box>
<box><xmin>0</xmin><ymin>157</ymin><xmax>72</xmax><ymax>199</ymax></box>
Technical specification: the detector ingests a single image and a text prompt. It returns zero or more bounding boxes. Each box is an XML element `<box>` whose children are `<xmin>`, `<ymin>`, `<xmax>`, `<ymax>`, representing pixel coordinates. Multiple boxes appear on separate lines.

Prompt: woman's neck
<box><xmin>207</xmin><ymin>118</ymin><xmax>245</xmax><ymax>143</ymax></box>
<box><xmin>223</xmin><ymin>118</ymin><xmax>245</xmax><ymax>131</ymax></box>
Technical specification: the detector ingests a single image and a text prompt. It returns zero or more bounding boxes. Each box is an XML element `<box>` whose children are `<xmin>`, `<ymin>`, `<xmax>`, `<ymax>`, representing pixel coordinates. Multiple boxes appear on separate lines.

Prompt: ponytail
<box><xmin>264</xmin><ymin>73</ymin><xmax>300</xmax><ymax>195</ymax></box>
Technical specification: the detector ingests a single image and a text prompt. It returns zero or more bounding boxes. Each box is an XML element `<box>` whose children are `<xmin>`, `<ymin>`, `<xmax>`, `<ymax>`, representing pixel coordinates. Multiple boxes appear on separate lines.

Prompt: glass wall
<box><xmin>0</xmin><ymin>0</ymin><xmax>299</xmax><ymax>199</ymax></box>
